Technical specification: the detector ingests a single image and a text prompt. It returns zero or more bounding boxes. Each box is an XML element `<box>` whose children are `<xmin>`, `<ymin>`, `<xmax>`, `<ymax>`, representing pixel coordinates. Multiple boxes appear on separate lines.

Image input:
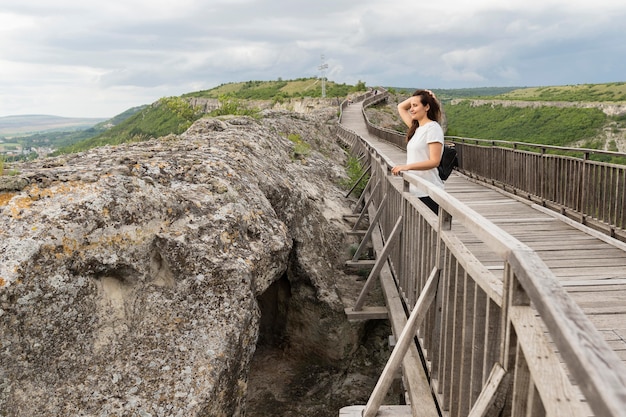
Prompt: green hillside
<box><xmin>54</xmin><ymin>98</ymin><xmax>198</xmax><ymax>154</ymax></box>
<box><xmin>388</xmin><ymin>83</ymin><xmax>626</xmax><ymax>102</ymax></box>
<box><xmin>56</xmin><ymin>78</ymin><xmax>366</xmax><ymax>154</ymax></box>
<box><xmin>443</xmin><ymin>102</ymin><xmax>607</xmax><ymax>146</ymax></box>
<box><xmin>495</xmin><ymin>82</ymin><xmax>626</xmax><ymax>102</ymax></box>
<box><xmin>388</xmin><ymin>86</ymin><xmax>522</xmax><ymax>101</ymax></box>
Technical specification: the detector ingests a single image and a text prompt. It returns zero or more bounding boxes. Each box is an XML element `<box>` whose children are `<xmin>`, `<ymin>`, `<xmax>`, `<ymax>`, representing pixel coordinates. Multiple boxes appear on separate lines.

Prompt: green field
<box><xmin>0</xmin><ymin>142</ymin><xmax>21</xmax><ymax>151</ymax></box>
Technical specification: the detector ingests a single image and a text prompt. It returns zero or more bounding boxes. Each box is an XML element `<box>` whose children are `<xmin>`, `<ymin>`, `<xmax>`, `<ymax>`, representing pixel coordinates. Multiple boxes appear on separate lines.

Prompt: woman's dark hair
<box><xmin>405</xmin><ymin>89</ymin><xmax>442</xmax><ymax>142</ymax></box>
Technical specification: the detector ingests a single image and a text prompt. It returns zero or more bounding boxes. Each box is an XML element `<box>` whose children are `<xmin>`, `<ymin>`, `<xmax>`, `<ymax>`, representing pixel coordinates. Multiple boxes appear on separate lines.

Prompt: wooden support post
<box><xmin>352</xmin><ymin>192</ymin><xmax>388</xmax><ymax>262</ymax></box>
<box><xmin>345</xmin><ymin>259</ymin><xmax>376</xmax><ymax>269</ymax></box>
<box><xmin>362</xmin><ymin>267</ymin><xmax>440</xmax><ymax>417</ymax></box>
<box><xmin>352</xmin><ymin>179</ymin><xmax>381</xmax><ymax>229</ymax></box>
<box><xmin>499</xmin><ymin>264</ymin><xmax>514</xmax><ymax>371</ymax></box>
<box><xmin>468</xmin><ymin>363</ymin><xmax>508</xmax><ymax>417</ymax></box>
<box><xmin>352</xmin><ymin>216</ymin><xmax>402</xmax><ymax>311</ymax></box>
<box><xmin>339</xmin><ymin>405</ymin><xmax>412</xmax><ymax>416</ymax></box>
<box><xmin>344</xmin><ymin>306</ymin><xmax>389</xmax><ymax>321</ymax></box>
<box><xmin>351</xmin><ymin>172</ymin><xmax>375</xmax><ymax>214</ymax></box>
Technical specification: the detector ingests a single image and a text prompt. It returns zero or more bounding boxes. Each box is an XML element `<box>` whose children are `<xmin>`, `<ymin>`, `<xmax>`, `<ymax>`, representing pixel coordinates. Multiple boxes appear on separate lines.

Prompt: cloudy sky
<box><xmin>1</xmin><ymin>0</ymin><xmax>625</xmax><ymax>118</ymax></box>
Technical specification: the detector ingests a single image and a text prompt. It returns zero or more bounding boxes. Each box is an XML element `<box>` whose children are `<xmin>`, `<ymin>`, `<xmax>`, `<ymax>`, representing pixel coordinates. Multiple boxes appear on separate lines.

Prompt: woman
<box><xmin>391</xmin><ymin>89</ymin><xmax>444</xmax><ymax>213</ymax></box>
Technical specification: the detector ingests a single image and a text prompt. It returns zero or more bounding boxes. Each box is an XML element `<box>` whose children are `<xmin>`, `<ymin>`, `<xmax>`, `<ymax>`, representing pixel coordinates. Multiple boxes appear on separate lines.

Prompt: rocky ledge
<box><xmin>0</xmin><ymin>109</ymin><xmax>367</xmax><ymax>416</ymax></box>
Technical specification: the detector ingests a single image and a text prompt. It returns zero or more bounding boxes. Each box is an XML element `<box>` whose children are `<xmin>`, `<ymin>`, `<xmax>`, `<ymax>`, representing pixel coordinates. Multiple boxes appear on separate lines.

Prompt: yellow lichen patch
<box><xmin>54</xmin><ymin>231</ymin><xmax>149</xmax><ymax>261</ymax></box>
<box><xmin>61</xmin><ymin>236</ymin><xmax>80</xmax><ymax>256</ymax></box>
<box><xmin>12</xmin><ymin>196</ymin><xmax>33</xmax><ymax>209</ymax></box>
<box><xmin>35</xmin><ymin>181</ymin><xmax>86</xmax><ymax>198</ymax></box>
<box><xmin>25</xmin><ymin>184</ymin><xmax>47</xmax><ymax>200</ymax></box>
<box><xmin>0</xmin><ymin>277</ymin><xmax>5</xmax><ymax>287</ymax></box>
<box><xmin>26</xmin><ymin>184</ymin><xmax>43</xmax><ymax>201</ymax></box>
<box><xmin>0</xmin><ymin>192</ymin><xmax>16</xmax><ymax>207</ymax></box>
<box><xmin>8</xmin><ymin>196</ymin><xmax>34</xmax><ymax>219</ymax></box>
<box><xmin>50</xmin><ymin>181</ymin><xmax>87</xmax><ymax>195</ymax></box>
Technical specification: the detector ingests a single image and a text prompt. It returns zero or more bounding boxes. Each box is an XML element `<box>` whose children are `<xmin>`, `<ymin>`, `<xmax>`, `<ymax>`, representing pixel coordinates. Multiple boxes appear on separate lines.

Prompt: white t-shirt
<box><xmin>406</xmin><ymin>121</ymin><xmax>445</xmax><ymax>197</ymax></box>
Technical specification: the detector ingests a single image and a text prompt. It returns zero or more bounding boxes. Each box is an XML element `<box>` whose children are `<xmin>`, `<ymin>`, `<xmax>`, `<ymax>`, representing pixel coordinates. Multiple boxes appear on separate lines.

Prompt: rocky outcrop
<box><xmin>0</xmin><ymin>109</ymin><xmax>360</xmax><ymax>416</ymax></box>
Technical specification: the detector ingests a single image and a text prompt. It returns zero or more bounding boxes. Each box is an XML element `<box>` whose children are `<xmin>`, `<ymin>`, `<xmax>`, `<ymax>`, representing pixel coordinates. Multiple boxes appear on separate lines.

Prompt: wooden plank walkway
<box><xmin>340</xmin><ymin>101</ymin><xmax>626</xmax><ymax>367</ymax></box>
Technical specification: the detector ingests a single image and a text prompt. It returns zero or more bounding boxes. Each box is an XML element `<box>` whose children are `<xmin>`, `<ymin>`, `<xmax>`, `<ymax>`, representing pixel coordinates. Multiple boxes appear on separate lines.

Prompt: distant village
<box><xmin>0</xmin><ymin>137</ymin><xmax>55</xmax><ymax>160</ymax></box>
<box><xmin>0</xmin><ymin>114</ymin><xmax>108</xmax><ymax>162</ymax></box>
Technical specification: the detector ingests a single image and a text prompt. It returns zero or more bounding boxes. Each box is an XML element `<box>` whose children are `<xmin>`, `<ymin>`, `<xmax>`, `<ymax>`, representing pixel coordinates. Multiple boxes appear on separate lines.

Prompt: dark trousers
<box><xmin>420</xmin><ymin>196</ymin><xmax>439</xmax><ymax>214</ymax></box>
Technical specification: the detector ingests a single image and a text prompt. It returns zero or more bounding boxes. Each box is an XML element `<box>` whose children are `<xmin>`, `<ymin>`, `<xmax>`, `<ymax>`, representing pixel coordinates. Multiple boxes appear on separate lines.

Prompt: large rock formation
<box><xmin>0</xmin><ymin>109</ymin><xmax>363</xmax><ymax>416</ymax></box>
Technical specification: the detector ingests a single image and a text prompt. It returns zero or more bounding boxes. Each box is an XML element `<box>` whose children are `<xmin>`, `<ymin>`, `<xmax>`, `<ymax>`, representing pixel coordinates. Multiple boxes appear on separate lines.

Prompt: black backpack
<box><xmin>438</xmin><ymin>145</ymin><xmax>458</xmax><ymax>181</ymax></box>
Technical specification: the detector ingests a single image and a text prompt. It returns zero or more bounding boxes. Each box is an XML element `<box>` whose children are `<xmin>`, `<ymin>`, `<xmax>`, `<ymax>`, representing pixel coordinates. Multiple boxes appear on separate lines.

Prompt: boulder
<box><xmin>0</xmin><ymin>109</ymin><xmax>359</xmax><ymax>416</ymax></box>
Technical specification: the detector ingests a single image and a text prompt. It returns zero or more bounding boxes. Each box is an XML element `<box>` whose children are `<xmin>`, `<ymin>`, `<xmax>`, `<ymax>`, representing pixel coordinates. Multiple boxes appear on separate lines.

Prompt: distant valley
<box><xmin>0</xmin><ymin>115</ymin><xmax>106</xmax><ymax>136</ymax></box>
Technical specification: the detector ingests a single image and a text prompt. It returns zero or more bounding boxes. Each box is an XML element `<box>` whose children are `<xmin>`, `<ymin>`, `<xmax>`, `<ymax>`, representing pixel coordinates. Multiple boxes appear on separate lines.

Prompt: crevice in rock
<box><xmin>149</xmin><ymin>249</ymin><xmax>175</xmax><ymax>288</ymax></box>
<box><xmin>256</xmin><ymin>273</ymin><xmax>292</xmax><ymax>349</ymax></box>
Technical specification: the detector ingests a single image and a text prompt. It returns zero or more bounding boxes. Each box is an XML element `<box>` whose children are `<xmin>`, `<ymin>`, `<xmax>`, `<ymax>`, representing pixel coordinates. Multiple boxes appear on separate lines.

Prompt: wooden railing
<box><xmin>335</xmin><ymin>124</ymin><xmax>626</xmax><ymax>417</ymax></box>
<box><xmin>360</xmin><ymin>93</ymin><xmax>626</xmax><ymax>243</ymax></box>
<box><xmin>449</xmin><ymin>138</ymin><xmax>626</xmax><ymax>241</ymax></box>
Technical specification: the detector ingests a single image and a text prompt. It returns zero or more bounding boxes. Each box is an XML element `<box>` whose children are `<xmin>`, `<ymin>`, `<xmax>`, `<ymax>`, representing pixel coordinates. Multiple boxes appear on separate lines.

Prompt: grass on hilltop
<box><xmin>389</xmin><ymin>82</ymin><xmax>626</xmax><ymax>103</ymax></box>
<box><xmin>183</xmin><ymin>78</ymin><xmax>365</xmax><ymax>101</ymax></box>
<box><xmin>491</xmin><ymin>82</ymin><xmax>626</xmax><ymax>102</ymax></box>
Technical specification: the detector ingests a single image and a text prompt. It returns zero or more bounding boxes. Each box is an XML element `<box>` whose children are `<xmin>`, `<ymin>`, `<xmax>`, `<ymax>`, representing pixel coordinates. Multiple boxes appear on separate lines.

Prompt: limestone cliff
<box><xmin>0</xmin><ymin>109</ymin><xmax>360</xmax><ymax>416</ymax></box>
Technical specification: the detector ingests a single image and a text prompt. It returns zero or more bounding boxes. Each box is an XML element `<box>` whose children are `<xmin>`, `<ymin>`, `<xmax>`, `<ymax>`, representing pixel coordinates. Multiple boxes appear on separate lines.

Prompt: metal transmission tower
<box><xmin>318</xmin><ymin>55</ymin><xmax>328</xmax><ymax>98</ymax></box>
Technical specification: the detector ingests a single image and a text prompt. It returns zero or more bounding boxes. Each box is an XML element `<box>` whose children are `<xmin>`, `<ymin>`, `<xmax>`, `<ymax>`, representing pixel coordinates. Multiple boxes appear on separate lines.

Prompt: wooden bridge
<box><xmin>336</xmin><ymin>91</ymin><xmax>626</xmax><ymax>417</ymax></box>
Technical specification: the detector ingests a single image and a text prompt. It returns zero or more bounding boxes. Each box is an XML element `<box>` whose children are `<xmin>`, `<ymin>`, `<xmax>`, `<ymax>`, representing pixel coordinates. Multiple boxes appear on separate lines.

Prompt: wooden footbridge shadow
<box><xmin>336</xmin><ymin>92</ymin><xmax>626</xmax><ymax>417</ymax></box>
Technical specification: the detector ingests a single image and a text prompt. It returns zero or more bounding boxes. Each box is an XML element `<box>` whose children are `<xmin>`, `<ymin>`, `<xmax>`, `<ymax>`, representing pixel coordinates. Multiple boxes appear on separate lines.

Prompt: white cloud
<box><xmin>0</xmin><ymin>0</ymin><xmax>625</xmax><ymax>117</ymax></box>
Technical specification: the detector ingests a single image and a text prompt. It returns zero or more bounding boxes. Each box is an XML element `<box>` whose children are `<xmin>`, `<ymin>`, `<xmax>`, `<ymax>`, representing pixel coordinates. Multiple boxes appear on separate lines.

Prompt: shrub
<box><xmin>286</xmin><ymin>133</ymin><xmax>311</xmax><ymax>159</ymax></box>
<box><xmin>340</xmin><ymin>155</ymin><xmax>369</xmax><ymax>197</ymax></box>
<box><xmin>210</xmin><ymin>95</ymin><xmax>260</xmax><ymax>118</ymax></box>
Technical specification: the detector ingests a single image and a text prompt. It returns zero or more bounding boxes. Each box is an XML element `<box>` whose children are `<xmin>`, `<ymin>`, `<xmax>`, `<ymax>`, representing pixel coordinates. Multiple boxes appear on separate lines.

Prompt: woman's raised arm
<box><xmin>397</xmin><ymin>97</ymin><xmax>414</xmax><ymax>128</ymax></box>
